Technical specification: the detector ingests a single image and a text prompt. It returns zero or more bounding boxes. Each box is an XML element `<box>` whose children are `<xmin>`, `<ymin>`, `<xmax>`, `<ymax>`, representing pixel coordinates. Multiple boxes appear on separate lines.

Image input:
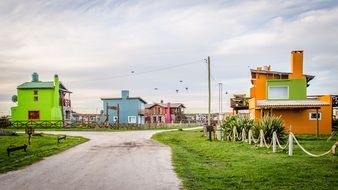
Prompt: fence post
<box><xmin>248</xmin><ymin>130</ymin><xmax>252</xmax><ymax>144</ymax></box>
<box><xmin>232</xmin><ymin>126</ymin><xmax>236</xmax><ymax>142</ymax></box>
<box><xmin>220</xmin><ymin>127</ymin><xmax>223</xmax><ymax>143</ymax></box>
<box><xmin>259</xmin><ymin>129</ymin><xmax>264</xmax><ymax>147</ymax></box>
<box><xmin>288</xmin><ymin>132</ymin><xmax>293</xmax><ymax>156</ymax></box>
<box><xmin>272</xmin><ymin>132</ymin><xmax>276</xmax><ymax>153</ymax></box>
<box><xmin>241</xmin><ymin>129</ymin><xmax>245</xmax><ymax>141</ymax></box>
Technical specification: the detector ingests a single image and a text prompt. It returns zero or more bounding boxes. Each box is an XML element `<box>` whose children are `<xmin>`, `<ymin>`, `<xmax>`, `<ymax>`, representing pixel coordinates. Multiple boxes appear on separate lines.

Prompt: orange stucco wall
<box><xmin>251</xmin><ymin>95</ymin><xmax>332</xmax><ymax>135</ymax></box>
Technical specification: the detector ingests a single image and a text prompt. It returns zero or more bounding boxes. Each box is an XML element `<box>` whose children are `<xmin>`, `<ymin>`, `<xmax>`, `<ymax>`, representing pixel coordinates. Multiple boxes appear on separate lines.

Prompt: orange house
<box><xmin>249</xmin><ymin>50</ymin><xmax>333</xmax><ymax>135</ymax></box>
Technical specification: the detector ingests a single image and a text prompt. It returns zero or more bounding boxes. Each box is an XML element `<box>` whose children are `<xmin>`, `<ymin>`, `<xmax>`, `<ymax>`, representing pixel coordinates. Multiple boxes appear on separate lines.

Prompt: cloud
<box><xmin>0</xmin><ymin>0</ymin><xmax>338</xmax><ymax>115</ymax></box>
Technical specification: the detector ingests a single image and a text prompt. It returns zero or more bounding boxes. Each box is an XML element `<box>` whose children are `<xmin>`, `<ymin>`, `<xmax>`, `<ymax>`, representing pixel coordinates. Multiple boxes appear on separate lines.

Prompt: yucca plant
<box><xmin>253</xmin><ymin>116</ymin><xmax>286</xmax><ymax>143</ymax></box>
<box><xmin>221</xmin><ymin>115</ymin><xmax>254</xmax><ymax>140</ymax></box>
<box><xmin>221</xmin><ymin>115</ymin><xmax>237</xmax><ymax>137</ymax></box>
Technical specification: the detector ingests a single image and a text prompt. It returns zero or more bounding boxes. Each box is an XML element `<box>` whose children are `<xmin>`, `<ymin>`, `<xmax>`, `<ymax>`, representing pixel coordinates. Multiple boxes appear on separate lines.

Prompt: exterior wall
<box><xmin>270</xmin><ymin>106</ymin><xmax>331</xmax><ymax>135</ymax></box>
<box><xmin>11</xmin><ymin>88</ymin><xmax>62</xmax><ymax>121</ymax></box>
<box><xmin>248</xmin><ymin>97</ymin><xmax>256</xmax><ymax>119</ymax></box>
<box><xmin>250</xmin><ymin>75</ymin><xmax>267</xmax><ymax>100</ymax></box>
<box><xmin>102</xmin><ymin>99</ymin><xmax>145</xmax><ymax>124</ymax></box>
<box><xmin>266</xmin><ymin>79</ymin><xmax>307</xmax><ymax>100</ymax></box>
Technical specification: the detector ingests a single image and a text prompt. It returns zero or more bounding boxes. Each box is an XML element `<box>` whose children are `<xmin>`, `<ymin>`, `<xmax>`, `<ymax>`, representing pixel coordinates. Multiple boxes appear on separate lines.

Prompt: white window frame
<box><xmin>268</xmin><ymin>86</ymin><xmax>289</xmax><ymax>100</ymax></box>
<box><xmin>309</xmin><ymin>112</ymin><xmax>321</xmax><ymax>120</ymax></box>
<box><xmin>128</xmin><ymin>116</ymin><xmax>137</xmax><ymax>124</ymax></box>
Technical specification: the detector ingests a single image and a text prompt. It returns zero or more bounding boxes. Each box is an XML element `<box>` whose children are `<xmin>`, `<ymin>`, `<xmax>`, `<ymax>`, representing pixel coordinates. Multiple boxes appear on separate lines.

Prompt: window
<box><xmin>309</xmin><ymin>112</ymin><xmax>321</xmax><ymax>120</ymax></box>
<box><xmin>65</xmin><ymin>111</ymin><xmax>70</xmax><ymax>120</ymax></box>
<box><xmin>33</xmin><ymin>90</ymin><xmax>38</xmax><ymax>95</ymax></box>
<box><xmin>28</xmin><ymin>111</ymin><xmax>40</xmax><ymax>120</ymax></box>
<box><xmin>33</xmin><ymin>96</ymin><xmax>38</xmax><ymax>101</ymax></box>
<box><xmin>128</xmin><ymin>116</ymin><xmax>137</xmax><ymax>124</ymax></box>
<box><xmin>268</xmin><ymin>86</ymin><xmax>288</xmax><ymax>99</ymax></box>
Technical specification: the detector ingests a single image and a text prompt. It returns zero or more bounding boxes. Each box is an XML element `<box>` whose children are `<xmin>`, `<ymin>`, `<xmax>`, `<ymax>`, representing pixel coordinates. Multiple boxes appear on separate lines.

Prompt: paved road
<box><xmin>0</xmin><ymin>130</ymin><xmax>184</xmax><ymax>190</ymax></box>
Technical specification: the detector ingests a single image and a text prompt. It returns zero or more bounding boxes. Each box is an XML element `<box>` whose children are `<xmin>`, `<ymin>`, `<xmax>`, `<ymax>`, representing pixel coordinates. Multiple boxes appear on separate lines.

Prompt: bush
<box><xmin>0</xmin><ymin>116</ymin><xmax>11</xmax><ymax>128</ymax></box>
<box><xmin>221</xmin><ymin>115</ymin><xmax>254</xmax><ymax>138</ymax></box>
<box><xmin>253</xmin><ymin>116</ymin><xmax>286</xmax><ymax>143</ymax></box>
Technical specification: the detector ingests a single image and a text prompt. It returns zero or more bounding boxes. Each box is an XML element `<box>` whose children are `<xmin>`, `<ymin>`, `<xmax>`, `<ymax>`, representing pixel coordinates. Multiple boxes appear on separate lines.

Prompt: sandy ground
<box><xmin>0</xmin><ymin>130</ymin><xmax>188</xmax><ymax>190</ymax></box>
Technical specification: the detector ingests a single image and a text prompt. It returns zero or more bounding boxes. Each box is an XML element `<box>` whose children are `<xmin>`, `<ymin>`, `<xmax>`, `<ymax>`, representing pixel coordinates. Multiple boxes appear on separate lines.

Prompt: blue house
<box><xmin>101</xmin><ymin>90</ymin><xmax>147</xmax><ymax>124</ymax></box>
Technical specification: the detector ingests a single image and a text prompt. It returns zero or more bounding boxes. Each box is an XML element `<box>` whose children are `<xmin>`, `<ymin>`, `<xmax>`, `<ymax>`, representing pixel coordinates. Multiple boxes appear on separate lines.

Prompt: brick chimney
<box><xmin>289</xmin><ymin>50</ymin><xmax>305</xmax><ymax>79</ymax></box>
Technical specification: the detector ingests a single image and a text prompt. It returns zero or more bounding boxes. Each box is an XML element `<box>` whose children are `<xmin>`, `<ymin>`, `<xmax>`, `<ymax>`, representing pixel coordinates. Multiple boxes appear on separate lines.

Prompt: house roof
<box><xmin>17</xmin><ymin>81</ymin><xmax>54</xmax><ymax>89</ymax></box>
<box><xmin>250</xmin><ymin>69</ymin><xmax>315</xmax><ymax>84</ymax></box>
<box><xmin>256</xmin><ymin>100</ymin><xmax>329</xmax><ymax>109</ymax></box>
<box><xmin>17</xmin><ymin>81</ymin><xmax>71</xmax><ymax>93</ymax></box>
<box><xmin>145</xmin><ymin>103</ymin><xmax>186</xmax><ymax>109</ymax></box>
<box><xmin>101</xmin><ymin>97</ymin><xmax>147</xmax><ymax>104</ymax></box>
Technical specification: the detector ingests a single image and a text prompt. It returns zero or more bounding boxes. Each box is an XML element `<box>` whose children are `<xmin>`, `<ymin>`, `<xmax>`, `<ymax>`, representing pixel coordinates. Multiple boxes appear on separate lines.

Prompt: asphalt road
<box><xmin>0</xmin><ymin>130</ymin><xmax>184</xmax><ymax>190</ymax></box>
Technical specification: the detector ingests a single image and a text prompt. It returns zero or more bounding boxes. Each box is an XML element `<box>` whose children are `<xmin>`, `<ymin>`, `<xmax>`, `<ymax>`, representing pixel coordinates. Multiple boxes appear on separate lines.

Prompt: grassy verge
<box><xmin>153</xmin><ymin>130</ymin><xmax>338</xmax><ymax>190</ymax></box>
<box><xmin>0</xmin><ymin>133</ymin><xmax>88</xmax><ymax>173</ymax></box>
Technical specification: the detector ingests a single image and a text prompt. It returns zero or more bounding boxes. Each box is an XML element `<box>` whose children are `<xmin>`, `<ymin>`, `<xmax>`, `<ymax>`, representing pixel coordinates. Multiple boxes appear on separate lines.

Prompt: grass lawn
<box><xmin>153</xmin><ymin>130</ymin><xmax>338</xmax><ymax>190</ymax></box>
<box><xmin>0</xmin><ymin>133</ymin><xmax>88</xmax><ymax>174</ymax></box>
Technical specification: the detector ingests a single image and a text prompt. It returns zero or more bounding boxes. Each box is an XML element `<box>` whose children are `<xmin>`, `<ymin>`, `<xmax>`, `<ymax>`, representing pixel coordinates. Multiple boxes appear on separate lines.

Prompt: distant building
<box><xmin>72</xmin><ymin>112</ymin><xmax>101</xmax><ymax>124</ymax></box>
<box><xmin>144</xmin><ymin>102</ymin><xmax>185</xmax><ymax>123</ymax></box>
<box><xmin>101</xmin><ymin>90</ymin><xmax>146</xmax><ymax>124</ymax></box>
<box><xmin>249</xmin><ymin>50</ymin><xmax>333</xmax><ymax>134</ymax></box>
<box><xmin>11</xmin><ymin>73</ymin><xmax>72</xmax><ymax>124</ymax></box>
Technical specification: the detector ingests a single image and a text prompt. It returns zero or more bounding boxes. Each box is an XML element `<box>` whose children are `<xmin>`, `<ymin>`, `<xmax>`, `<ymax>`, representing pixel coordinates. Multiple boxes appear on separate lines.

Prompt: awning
<box><xmin>256</xmin><ymin>100</ymin><xmax>329</xmax><ymax>109</ymax></box>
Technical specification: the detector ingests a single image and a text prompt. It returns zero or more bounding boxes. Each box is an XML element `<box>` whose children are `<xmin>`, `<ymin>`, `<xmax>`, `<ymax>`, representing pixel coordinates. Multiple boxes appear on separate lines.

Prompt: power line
<box><xmin>68</xmin><ymin>59</ymin><xmax>204</xmax><ymax>83</ymax></box>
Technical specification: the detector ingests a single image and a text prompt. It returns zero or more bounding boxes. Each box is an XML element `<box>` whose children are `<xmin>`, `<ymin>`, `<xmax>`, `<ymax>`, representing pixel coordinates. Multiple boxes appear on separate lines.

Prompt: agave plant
<box><xmin>253</xmin><ymin>116</ymin><xmax>286</xmax><ymax>143</ymax></box>
<box><xmin>221</xmin><ymin>115</ymin><xmax>254</xmax><ymax>140</ymax></box>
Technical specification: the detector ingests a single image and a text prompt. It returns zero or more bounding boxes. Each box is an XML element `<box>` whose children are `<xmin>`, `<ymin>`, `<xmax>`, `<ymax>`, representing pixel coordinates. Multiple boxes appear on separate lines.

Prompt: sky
<box><xmin>1</xmin><ymin>0</ymin><xmax>338</xmax><ymax>115</ymax></box>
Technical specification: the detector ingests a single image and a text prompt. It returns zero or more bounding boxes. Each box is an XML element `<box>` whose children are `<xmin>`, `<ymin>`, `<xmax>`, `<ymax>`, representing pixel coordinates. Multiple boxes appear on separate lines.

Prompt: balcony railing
<box><xmin>230</xmin><ymin>98</ymin><xmax>249</xmax><ymax>109</ymax></box>
<box><xmin>61</xmin><ymin>99</ymin><xmax>71</xmax><ymax>107</ymax></box>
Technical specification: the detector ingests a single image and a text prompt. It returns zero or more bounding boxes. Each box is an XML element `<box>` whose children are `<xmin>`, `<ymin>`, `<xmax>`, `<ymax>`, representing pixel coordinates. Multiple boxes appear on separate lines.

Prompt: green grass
<box><xmin>0</xmin><ymin>133</ymin><xmax>88</xmax><ymax>173</ymax></box>
<box><xmin>153</xmin><ymin>130</ymin><xmax>338</xmax><ymax>190</ymax></box>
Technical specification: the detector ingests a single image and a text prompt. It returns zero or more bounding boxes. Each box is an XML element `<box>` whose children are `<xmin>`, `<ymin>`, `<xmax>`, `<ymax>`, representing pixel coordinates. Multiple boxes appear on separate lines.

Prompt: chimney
<box><xmin>121</xmin><ymin>90</ymin><xmax>129</xmax><ymax>99</ymax></box>
<box><xmin>290</xmin><ymin>50</ymin><xmax>304</xmax><ymax>79</ymax></box>
<box><xmin>160</xmin><ymin>100</ymin><xmax>164</xmax><ymax>104</ymax></box>
<box><xmin>53</xmin><ymin>74</ymin><xmax>59</xmax><ymax>86</ymax></box>
<box><xmin>32</xmin><ymin>72</ymin><xmax>39</xmax><ymax>82</ymax></box>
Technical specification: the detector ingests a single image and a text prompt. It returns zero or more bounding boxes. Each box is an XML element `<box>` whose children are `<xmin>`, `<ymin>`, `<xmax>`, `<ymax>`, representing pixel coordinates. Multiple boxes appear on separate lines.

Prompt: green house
<box><xmin>11</xmin><ymin>73</ymin><xmax>72</xmax><ymax>124</ymax></box>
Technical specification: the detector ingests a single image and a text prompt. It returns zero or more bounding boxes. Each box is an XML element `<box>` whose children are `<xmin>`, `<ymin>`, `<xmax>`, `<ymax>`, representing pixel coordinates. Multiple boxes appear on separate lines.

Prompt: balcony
<box><xmin>230</xmin><ymin>95</ymin><xmax>249</xmax><ymax>110</ymax></box>
<box><xmin>61</xmin><ymin>99</ymin><xmax>71</xmax><ymax>107</ymax></box>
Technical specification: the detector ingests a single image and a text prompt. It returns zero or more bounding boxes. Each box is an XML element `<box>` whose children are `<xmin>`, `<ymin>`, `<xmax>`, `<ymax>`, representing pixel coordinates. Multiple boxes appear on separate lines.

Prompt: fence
<box><xmin>219</xmin><ymin>126</ymin><xmax>337</xmax><ymax>157</ymax></box>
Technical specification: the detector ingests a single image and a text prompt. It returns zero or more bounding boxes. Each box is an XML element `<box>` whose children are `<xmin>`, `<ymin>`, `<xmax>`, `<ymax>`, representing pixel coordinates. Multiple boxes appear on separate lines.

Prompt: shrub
<box><xmin>0</xmin><ymin>116</ymin><xmax>11</xmax><ymax>128</ymax></box>
<box><xmin>253</xmin><ymin>116</ymin><xmax>286</xmax><ymax>143</ymax></box>
<box><xmin>221</xmin><ymin>115</ymin><xmax>254</xmax><ymax>138</ymax></box>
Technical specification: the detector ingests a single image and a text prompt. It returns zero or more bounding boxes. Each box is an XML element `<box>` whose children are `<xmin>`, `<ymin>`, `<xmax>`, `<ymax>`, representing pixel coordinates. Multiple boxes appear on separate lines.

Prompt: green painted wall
<box><xmin>11</xmin><ymin>80</ymin><xmax>62</xmax><ymax>121</ymax></box>
<box><xmin>266</xmin><ymin>79</ymin><xmax>307</xmax><ymax>100</ymax></box>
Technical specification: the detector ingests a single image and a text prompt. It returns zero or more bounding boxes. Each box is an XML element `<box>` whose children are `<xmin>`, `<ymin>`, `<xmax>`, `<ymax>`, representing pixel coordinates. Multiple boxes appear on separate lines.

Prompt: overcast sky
<box><xmin>1</xmin><ymin>0</ymin><xmax>338</xmax><ymax>115</ymax></box>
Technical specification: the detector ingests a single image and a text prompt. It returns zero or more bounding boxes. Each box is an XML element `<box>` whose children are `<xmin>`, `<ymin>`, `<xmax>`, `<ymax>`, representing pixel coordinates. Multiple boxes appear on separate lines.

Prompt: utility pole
<box><xmin>219</xmin><ymin>83</ymin><xmax>223</xmax><ymax>142</ymax></box>
<box><xmin>207</xmin><ymin>56</ymin><xmax>213</xmax><ymax>141</ymax></box>
<box><xmin>218</xmin><ymin>83</ymin><xmax>222</xmax><ymax>124</ymax></box>
<box><xmin>208</xmin><ymin>56</ymin><xmax>211</xmax><ymax>126</ymax></box>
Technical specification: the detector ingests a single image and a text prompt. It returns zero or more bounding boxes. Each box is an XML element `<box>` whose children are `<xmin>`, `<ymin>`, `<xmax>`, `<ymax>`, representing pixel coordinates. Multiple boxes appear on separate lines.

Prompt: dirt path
<box><xmin>0</xmin><ymin>130</ymin><xmax>182</xmax><ymax>190</ymax></box>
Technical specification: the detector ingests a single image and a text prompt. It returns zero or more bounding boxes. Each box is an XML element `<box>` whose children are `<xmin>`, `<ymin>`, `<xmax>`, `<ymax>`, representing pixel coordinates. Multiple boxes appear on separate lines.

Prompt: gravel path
<box><xmin>0</xmin><ymin>130</ymin><xmax>182</xmax><ymax>190</ymax></box>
